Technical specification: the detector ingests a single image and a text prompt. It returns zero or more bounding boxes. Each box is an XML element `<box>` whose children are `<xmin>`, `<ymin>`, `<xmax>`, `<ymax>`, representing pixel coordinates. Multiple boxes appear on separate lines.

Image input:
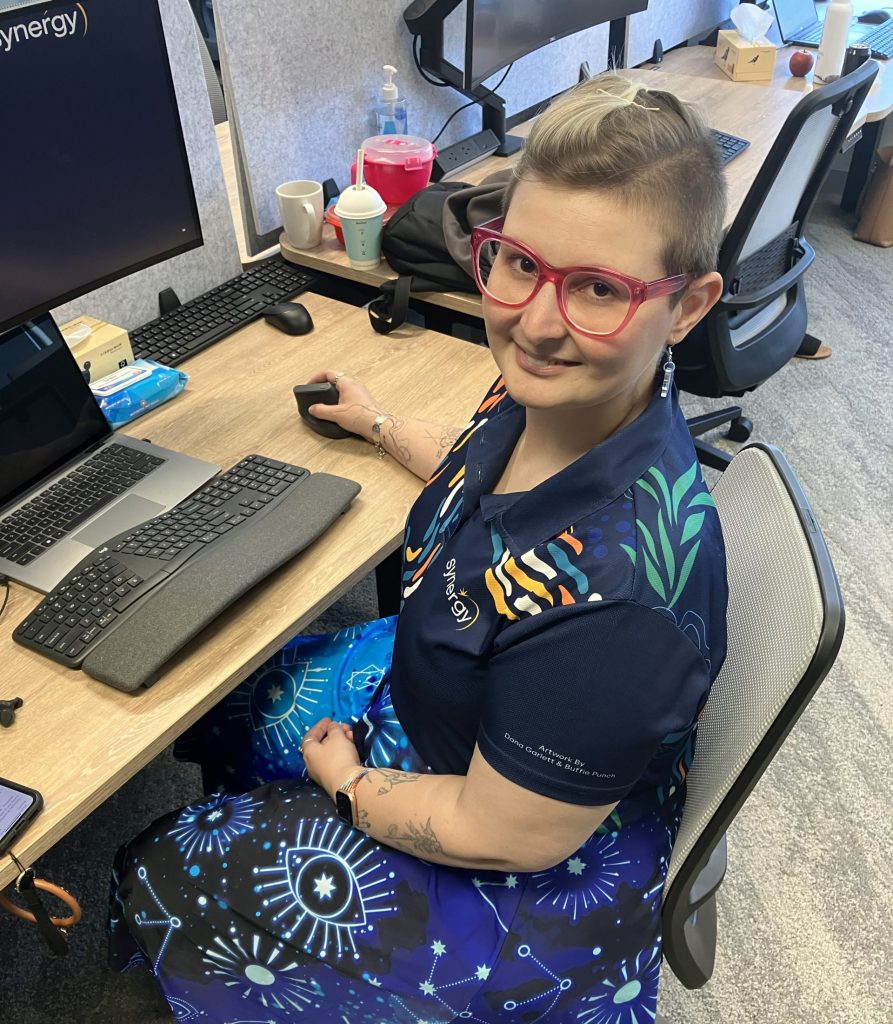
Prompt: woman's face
<box><xmin>483</xmin><ymin>179</ymin><xmax>702</xmax><ymax>421</ymax></box>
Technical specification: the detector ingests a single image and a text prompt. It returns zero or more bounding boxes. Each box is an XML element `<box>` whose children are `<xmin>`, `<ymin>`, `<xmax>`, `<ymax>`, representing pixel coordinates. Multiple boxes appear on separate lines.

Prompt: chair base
<box><xmin>687</xmin><ymin>407</ymin><xmax>753</xmax><ymax>471</ymax></box>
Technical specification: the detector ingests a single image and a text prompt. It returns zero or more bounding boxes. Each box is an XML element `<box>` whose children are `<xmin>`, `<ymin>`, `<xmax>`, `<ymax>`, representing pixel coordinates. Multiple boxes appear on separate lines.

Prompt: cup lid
<box><xmin>334</xmin><ymin>183</ymin><xmax>387</xmax><ymax>218</ymax></box>
<box><xmin>360</xmin><ymin>134</ymin><xmax>435</xmax><ymax>165</ymax></box>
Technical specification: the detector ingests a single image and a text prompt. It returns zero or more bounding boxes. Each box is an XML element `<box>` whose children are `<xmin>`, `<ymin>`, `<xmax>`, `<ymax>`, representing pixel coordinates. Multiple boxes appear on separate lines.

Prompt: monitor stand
<box><xmin>431</xmin><ymin>96</ymin><xmax>523</xmax><ymax>182</ymax></box>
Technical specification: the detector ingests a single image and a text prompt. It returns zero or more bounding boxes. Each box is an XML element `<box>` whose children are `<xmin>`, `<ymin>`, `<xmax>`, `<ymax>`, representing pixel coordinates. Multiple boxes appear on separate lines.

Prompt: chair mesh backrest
<box><xmin>738</xmin><ymin>107</ymin><xmax>835</xmax><ymax>262</ymax></box>
<box><xmin>664</xmin><ymin>448</ymin><xmax>824</xmax><ymax>892</ymax></box>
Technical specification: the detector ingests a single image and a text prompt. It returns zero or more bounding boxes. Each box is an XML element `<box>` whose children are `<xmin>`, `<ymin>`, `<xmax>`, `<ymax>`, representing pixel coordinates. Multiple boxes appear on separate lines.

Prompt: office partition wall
<box><xmin>49</xmin><ymin>0</ymin><xmax>242</xmax><ymax>331</ymax></box>
<box><xmin>625</xmin><ymin>0</ymin><xmax>728</xmax><ymax>68</ymax></box>
<box><xmin>213</xmin><ymin>0</ymin><xmax>611</xmax><ymax>255</ymax></box>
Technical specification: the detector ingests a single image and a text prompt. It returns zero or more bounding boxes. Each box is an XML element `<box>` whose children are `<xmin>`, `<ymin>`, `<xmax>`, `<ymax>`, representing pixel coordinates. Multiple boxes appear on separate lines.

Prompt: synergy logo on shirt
<box><xmin>0</xmin><ymin>3</ymin><xmax>86</xmax><ymax>54</ymax></box>
<box><xmin>442</xmin><ymin>558</ymin><xmax>480</xmax><ymax>631</ymax></box>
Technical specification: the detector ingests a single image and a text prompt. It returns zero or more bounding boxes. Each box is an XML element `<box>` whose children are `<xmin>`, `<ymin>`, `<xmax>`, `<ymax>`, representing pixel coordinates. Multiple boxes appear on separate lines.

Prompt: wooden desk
<box><xmin>0</xmin><ymin>295</ymin><xmax>496</xmax><ymax>890</ymax></box>
<box><xmin>270</xmin><ymin>71</ymin><xmax>804</xmax><ymax>316</ymax></box>
<box><xmin>645</xmin><ymin>44</ymin><xmax>892</xmax><ymax>210</ymax></box>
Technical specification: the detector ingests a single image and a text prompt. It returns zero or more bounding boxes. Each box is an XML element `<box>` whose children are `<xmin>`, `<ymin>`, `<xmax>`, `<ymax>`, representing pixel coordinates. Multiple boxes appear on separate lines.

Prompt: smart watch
<box><xmin>335</xmin><ymin>768</ymin><xmax>371</xmax><ymax>826</ymax></box>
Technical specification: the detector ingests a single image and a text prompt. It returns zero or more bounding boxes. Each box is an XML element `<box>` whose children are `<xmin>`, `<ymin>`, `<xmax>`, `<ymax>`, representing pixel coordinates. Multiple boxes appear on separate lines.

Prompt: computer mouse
<box><xmin>857</xmin><ymin>9</ymin><xmax>891</xmax><ymax>24</ymax></box>
<box><xmin>293</xmin><ymin>382</ymin><xmax>354</xmax><ymax>439</ymax></box>
<box><xmin>263</xmin><ymin>302</ymin><xmax>314</xmax><ymax>335</ymax></box>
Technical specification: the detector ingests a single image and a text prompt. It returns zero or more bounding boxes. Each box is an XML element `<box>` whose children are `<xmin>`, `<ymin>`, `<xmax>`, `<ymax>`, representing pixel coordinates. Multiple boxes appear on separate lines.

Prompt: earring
<box><xmin>660</xmin><ymin>345</ymin><xmax>675</xmax><ymax>399</ymax></box>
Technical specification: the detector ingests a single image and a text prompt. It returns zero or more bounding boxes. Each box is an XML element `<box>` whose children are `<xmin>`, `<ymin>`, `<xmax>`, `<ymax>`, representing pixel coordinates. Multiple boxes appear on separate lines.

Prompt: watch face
<box><xmin>335</xmin><ymin>790</ymin><xmax>354</xmax><ymax>825</ymax></box>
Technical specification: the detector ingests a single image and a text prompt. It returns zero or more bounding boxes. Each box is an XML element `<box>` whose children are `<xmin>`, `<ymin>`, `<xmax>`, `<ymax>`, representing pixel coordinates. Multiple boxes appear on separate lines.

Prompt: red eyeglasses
<box><xmin>470</xmin><ymin>219</ymin><xmax>689</xmax><ymax>339</ymax></box>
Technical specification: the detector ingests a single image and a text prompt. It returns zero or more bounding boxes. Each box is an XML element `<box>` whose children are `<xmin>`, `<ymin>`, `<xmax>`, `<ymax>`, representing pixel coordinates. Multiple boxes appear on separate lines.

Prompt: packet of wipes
<box><xmin>90</xmin><ymin>359</ymin><xmax>188</xmax><ymax>429</ymax></box>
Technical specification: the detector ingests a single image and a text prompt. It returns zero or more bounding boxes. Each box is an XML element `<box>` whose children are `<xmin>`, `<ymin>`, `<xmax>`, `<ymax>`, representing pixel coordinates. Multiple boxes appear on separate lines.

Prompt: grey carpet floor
<box><xmin>1</xmin><ymin>198</ymin><xmax>890</xmax><ymax>1023</ymax></box>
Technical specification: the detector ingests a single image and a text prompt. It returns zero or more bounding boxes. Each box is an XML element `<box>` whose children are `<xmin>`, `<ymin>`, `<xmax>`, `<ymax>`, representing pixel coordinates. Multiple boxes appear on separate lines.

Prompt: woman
<box><xmin>111</xmin><ymin>73</ymin><xmax>728</xmax><ymax>1023</ymax></box>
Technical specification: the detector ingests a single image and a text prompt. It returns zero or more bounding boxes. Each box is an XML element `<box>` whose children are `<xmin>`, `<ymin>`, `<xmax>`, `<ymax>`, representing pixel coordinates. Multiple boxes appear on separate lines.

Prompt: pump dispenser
<box><xmin>375</xmin><ymin>64</ymin><xmax>407</xmax><ymax>135</ymax></box>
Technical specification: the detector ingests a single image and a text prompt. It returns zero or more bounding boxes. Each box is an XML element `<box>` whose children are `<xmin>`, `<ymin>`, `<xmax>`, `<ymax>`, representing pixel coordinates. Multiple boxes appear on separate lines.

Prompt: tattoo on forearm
<box><xmin>424</xmin><ymin>426</ymin><xmax>461</xmax><ymax>461</ymax></box>
<box><xmin>356</xmin><ymin>808</ymin><xmax>371</xmax><ymax>831</ymax></box>
<box><xmin>368</xmin><ymin>768</ymin><xmax>421</xmax><ymax>796</ymax></box>
<box><xmin>385</xmin><ymin>818</ymin><xmax>444</xmax><ymax>856</ymax></box>
<box><xmin>384</xmin><ymin>416</ymin><xmax>413</xmax><ymax>465</ymax></box>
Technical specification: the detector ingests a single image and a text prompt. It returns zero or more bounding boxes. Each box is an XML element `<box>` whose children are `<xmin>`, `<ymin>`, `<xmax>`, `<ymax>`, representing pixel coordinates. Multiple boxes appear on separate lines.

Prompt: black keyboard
<box><xmin>864</xmin><ymin>20</ymin><xmax>893</xmax><ymax>60</ymax></box>
<box><xmin>13</xmin><ymin>456</ymin><xmax>361</xmax><ymax>690</ymax></box>
<box><xmin>710</xmin><ymin>128</ymin><xmax>750</xmax><ymax>165</ymax></box>
<box><xmin>130</xmin><ymin>256</ymin><xmax>316</xmax><ymax>367</ymax></box>
<box><xmin>792</xmin><ymin>21</ymin><xmax>893</xmax><ymax>59</ymax></box>
<box><xmin>0</xmin><ymin>444</ymin><xmax>165</xmax><ymax>567</ymax></box>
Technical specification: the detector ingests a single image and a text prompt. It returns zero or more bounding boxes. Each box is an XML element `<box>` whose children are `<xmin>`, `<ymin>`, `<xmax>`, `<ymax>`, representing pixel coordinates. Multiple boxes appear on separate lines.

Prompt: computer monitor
<box><xmin>0</xmin><ymin>0</ymin><xmax>203</xmax><ymax>334</ymax></box>
<box><xmin>405</xmin><ymin>0</ymin><xmax>647</xmax><ymax>171</ymax></box>
<box><xmin>465</xmin><ymin>0</ymin><xmax>649</xmax><ymax>90</ymax></box>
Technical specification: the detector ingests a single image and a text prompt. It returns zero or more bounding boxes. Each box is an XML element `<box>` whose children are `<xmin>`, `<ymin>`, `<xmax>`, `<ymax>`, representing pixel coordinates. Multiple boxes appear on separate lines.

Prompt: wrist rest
<box><xmin>82</xmin><ymin>472</ymin><xmax>361</xmax><ymax>692</ymax></box>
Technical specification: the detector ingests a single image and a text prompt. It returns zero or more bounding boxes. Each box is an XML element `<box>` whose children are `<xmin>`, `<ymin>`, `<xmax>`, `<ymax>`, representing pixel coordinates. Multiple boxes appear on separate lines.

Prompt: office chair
<box><xmin>675</xmin><ymin>60</ymin><xmax>878</xmax><ymax>471</ymax></box>
<box><xmin>660</xmin><ymin>443</ymin><xmax>845</xmax><ymax>991</ymax></box>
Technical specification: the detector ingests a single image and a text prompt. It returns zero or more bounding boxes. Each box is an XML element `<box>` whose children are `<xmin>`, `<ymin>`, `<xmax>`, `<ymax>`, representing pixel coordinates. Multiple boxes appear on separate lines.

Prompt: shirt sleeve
<box><xmin>476</xmin><ymin>600</ymin><xmax>711</xmax><ymax>805</ymax></box>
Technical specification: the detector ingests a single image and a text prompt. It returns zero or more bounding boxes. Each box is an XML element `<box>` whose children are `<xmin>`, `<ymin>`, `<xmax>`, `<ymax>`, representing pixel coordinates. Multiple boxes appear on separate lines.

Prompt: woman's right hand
<box><xmin>305</xmin><ymin>370</ymin><xmax>386</xmax><ymax>442</ymax></box>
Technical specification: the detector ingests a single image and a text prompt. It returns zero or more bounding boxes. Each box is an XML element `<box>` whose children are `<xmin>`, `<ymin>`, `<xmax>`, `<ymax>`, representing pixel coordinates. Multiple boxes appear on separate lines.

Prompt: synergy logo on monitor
<box><xmin>0</xmin><ymin>2</ymin><xmax>85</xmax><ymax>52</ymax></box>
<box><xmin>0</xmin><ymin>0</ymin><xmax>203</xmax><ymax>333</ymax></box>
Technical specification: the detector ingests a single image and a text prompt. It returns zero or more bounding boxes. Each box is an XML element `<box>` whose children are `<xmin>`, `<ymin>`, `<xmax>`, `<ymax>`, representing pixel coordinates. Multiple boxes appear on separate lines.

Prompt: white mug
<box><xmin>276</xmin><ymin>179</ymin><xmax>324</xmax><ymax>249</ymax></box>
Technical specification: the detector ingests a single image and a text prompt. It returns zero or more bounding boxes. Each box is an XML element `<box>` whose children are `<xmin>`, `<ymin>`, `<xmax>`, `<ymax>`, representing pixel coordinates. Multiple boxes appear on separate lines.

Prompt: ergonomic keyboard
<box><xmin>13</xmin><ymin>456</ymin><xmax>361</xmax><ymax>691</ymax></box>
<box><xmin>710</xmin><ymin>128</ymin><xmax>750</xmax><ymax>165</ymax></box>
<box><xmin>129</xmin><ymin>256</ymin><xmax>316</xmax><ymax>367</ymax></box>
<box><xmin>0</xmin><ymin>444</ymin><xmax>164</xmax><ymax>567</ymax></box>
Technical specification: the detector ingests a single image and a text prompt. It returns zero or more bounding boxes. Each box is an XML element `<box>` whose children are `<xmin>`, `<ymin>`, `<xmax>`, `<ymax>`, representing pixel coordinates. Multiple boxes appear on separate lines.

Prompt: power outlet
<box><xmin>431</xmin><ymin>129</ymin><xmax>500</xmax><ymax>181</ymax></box>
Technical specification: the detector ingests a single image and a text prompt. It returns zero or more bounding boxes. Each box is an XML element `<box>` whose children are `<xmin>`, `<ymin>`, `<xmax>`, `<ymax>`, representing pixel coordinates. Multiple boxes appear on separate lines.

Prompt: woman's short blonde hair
<box><xmin>504</xmin><ymin>73</ymin><xmax>727</xmax><ymax>278</ymax></box>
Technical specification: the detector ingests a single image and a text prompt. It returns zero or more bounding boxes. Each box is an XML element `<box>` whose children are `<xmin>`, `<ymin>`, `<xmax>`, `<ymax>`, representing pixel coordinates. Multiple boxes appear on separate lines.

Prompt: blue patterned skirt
<box><xmin>110</xmin><ymin>618</ymin><xmax>681</xmax><ymax>1023</ymax></box>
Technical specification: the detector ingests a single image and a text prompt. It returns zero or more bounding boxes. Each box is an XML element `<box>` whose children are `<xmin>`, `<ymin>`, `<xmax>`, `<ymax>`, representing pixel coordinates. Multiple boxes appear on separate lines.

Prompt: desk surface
<box><xmin>272</xmin><ymin>68</ymin><xmax>807</xmax><ymax>315</ymax></box>
<box><xmin>0</xmin><ymin>296</ymin><xmax>496</xmax><ymax>890</ymax></box>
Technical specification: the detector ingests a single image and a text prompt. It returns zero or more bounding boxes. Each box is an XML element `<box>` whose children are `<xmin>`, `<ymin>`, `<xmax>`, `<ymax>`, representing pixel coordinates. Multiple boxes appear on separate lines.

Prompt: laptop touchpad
<box><xmin>73</xmin><ymin>495</ymin><xmax>165</xmax><ymax>548</ymax></box>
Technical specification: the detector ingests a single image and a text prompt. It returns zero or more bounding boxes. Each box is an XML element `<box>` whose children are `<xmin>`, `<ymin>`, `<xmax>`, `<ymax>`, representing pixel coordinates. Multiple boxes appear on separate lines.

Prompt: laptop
<box><xmin>772</xmin><ymin>0</ymin><xmax>880</xmax><ymax>49</ymax></box>
<box><xmin>0</xmin><ymin>313</ymin><xmax>219</xmax><ymax>593</ymax></box>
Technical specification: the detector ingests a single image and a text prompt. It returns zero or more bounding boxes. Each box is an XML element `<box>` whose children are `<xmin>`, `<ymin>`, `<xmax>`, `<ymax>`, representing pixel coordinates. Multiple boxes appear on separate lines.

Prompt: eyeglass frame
<box><xmin>470</xmin><ymin>218</ymin><xmax>691</xmax><ymax>340</ymax></box>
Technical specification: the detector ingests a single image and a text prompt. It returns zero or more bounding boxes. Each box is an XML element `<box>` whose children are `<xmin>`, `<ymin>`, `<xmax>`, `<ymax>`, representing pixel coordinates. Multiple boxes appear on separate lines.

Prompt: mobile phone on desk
<box><xmin>0</xmin><ymin>776</ymin><xmax>43</xmax><ymax>856</ymax></box>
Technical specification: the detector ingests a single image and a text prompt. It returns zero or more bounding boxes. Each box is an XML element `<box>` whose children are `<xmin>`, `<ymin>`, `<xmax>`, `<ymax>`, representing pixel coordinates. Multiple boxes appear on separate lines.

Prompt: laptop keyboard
<box><xmin>710</xmin><ymin>128</ymin><xmax>750</xmax><ymax>164</ymax></box>
<box><xmin>0</xmin><ymin>443</ymin><xmax>165</xmax><ymax>567</ymax></box>
<box><xmin>130</xmin><ymin>256</ymin><xmax>316</xmax><ymax>367</ymax></box>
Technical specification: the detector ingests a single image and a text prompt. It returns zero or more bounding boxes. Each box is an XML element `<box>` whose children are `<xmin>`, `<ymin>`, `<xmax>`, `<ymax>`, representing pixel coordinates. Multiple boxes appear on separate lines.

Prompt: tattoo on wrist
<box><xmin>367</xmin><ymin>768</ymin><xmax>421</xmax><ymax>796</ymax></box>
<box><xmin>356</xmin><ymin>808</ymin><xmax>371</xmax><ymax>831</ymax></box>
<box><xmin>384</xmin><ymin>416</ymin><xmax>413</xmax><ymax>465</ymax></box>
<box><xmin>385</xmin><ymin>818</ymin><xmax>443</xmax><ymax>856</ymax></box>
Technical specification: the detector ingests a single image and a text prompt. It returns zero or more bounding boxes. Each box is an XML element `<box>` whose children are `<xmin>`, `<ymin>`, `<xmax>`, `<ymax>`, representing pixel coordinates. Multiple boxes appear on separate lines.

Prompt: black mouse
<box><xmin>858</xmin><ymin>9</ymin><xmax>891</xmax><ymax>24</ymax></box>
<box><xmin>293</xmin><ymin>382</ymin><xmax>354</xmax><ymax>439</ymax></box>
<box><xmin>263</xmin><ymin>302</ymin><xmax>314</xmax><ymax>335</ymax></box>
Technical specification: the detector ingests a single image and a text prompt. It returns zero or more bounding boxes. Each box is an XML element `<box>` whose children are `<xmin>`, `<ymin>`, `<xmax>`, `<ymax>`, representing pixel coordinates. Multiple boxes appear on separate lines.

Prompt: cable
<box><xmin>0</xmin><ymin>576</ymin><xmax>8</xmax><ymax>622</ymax></box>
<box><xmin>412</xmin><ymin>34</ymin><xmax>451</xmax><ymax>88</ymax></box>
<box><xmin>430</xmin><ymin>63</ymin><xmax>513</xmax><ymax>146</ymax></box>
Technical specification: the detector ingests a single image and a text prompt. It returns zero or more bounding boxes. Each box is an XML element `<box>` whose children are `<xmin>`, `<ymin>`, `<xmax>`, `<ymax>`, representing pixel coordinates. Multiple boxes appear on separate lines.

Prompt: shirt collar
<box><xmin>464</xmin><ymin>384</ymin><xmax>680</xmax><ymax>553</ymax></box>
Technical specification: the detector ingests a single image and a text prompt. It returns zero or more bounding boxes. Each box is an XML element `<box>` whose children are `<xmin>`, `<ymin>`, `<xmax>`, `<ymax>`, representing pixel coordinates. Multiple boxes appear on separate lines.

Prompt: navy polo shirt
<box><xmin>387</xmin><ymin>377</ymin><xmax>728</xmax><ymax>806</ymax></box>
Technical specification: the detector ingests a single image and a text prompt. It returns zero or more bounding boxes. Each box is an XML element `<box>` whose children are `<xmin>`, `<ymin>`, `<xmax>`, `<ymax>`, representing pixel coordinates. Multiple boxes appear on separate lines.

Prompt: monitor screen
<box><xmin>465</xmin><ymin>0</ymin><xmax>649</xmax><ymax>89</ymax></box>
<box><xmin>0</xmin><ymin>0</ymin><xmax>203</xmax><ymax>333</ymax></box>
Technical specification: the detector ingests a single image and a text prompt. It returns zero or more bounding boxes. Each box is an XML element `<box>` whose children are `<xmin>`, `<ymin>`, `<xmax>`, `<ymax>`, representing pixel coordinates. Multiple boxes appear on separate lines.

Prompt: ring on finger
<box><xmin>333</xmin><ymin>372</ymin><xmax>346</xmax><ymax>386</ymax></box>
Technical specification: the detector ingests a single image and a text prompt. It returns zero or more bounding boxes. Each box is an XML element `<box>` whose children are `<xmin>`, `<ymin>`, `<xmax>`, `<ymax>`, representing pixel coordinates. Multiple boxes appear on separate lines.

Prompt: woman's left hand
<box><xmin>302</xmin><ymin>717</ymin><xmax>362</xmax><ymax>799</ymax></box>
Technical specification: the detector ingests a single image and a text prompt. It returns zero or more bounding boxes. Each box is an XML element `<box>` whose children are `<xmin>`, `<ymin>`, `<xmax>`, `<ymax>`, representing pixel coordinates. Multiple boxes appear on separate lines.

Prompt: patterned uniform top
<box><xmin>384</xmin><ymin>376</ymin><xmax>728</xmax><ymax>806</ymax></box>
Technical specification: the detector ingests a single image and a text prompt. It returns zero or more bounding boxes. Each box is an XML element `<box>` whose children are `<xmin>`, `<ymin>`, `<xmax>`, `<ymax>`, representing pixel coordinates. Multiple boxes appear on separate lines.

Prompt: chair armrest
<box><xmin>722</xmin><ymin>238</ymin><xmax>815</xmax><ymax>311</ymax></box>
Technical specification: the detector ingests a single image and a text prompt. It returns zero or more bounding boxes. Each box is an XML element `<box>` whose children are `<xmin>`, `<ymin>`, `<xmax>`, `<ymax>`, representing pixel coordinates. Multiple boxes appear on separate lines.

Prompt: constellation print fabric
<box><xmin>110</xmin><ymin>377</ymin><xmax>727</xmax><ymax>1023</ymax></box>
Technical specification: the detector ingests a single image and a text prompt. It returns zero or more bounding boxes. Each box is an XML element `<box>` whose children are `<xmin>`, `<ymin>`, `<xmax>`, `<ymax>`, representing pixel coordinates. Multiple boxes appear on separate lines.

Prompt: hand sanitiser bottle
<box><xmin>815</xmin><ymin>0</ymin><xmax>854</xmax><ymax>83</ymax></box>
<box><xmin>375</xmin><ymin>64</ymin><xmax>407</xmax><ymax>135</ymax></box>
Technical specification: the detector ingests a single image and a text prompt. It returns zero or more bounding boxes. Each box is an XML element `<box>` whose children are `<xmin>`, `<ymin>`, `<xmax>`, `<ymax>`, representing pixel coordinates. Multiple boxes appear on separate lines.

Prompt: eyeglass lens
<box><xmin>476</xmin><ymin>238</ymin><xmax>633</xmax><ymax>335</ymax></box>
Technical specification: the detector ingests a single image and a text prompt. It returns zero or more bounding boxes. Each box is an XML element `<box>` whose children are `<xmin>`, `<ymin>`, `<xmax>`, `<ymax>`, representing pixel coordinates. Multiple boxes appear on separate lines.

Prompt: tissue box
<box><xmin>60</xmin><ymin>314</ymin><xmax>133</xmax><ymax>383</ymax></box>
<box><xmin>714</xmin><ymin>29</ymin><xmax>776</xmax><ymax>82</ymax></box>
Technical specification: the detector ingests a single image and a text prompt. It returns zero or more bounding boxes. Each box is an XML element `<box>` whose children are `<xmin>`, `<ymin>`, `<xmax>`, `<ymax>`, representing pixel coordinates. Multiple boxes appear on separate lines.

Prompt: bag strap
<box><xmin>367</xmin><ymin>275</ymin><xmax>413</xmax><ymax>335</ymax></box>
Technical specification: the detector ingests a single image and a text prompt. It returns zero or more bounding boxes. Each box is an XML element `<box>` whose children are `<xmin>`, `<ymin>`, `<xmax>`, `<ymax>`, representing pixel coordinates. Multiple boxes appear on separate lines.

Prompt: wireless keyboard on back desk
<box><xmin>13</xmin><ymin>456</ymin><xmax>361</xmax><ymax>692</ymax></box>
<box><xmin>129</xmin><ymin>256</ymin><xmax>316</xmax><ymax>367</ymax></box>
